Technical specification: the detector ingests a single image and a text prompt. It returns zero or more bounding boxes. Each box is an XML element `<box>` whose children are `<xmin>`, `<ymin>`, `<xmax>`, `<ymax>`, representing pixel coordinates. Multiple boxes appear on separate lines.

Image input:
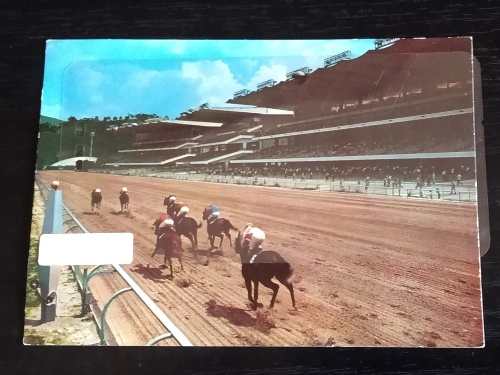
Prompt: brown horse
<box><xmin>202</xmin><ymin>207</ymin><xmax>238</xmax><ymax>251</ymax></box>
<box><xmin>153</xmin><ymin>212</ymin><xmax>201</xmax><ymax>251</ymax></box>
<box><xmin>119</xmin><ymin>191</ymin><xmax>129</xmax><ymax>212</ymax></box>
<box><xmin>91</xmin><ymin>189</ymin><xmax>102</xmax><ymax>212</ymax></box>
<box><xmin>151</xmin><ymin>220</ymin><xmax>184</xmax><ymax>278</ymax></box>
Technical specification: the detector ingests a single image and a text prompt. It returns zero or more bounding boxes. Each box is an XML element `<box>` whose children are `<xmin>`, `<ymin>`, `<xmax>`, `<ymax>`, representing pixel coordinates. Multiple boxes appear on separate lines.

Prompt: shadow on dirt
<box><xmin>205</xmin><ymin>299</ymin><xmax>256</xmax><ymax>327</ymax></box>
<box><xmin>109</xmin><ymin>210</ymin><xmax>134</xmax><ymax>218</ymax></box>
<box><xmin>130</xmin><ymin>263</ymin><xmax>170</xmax><ymax>282</ymax></box>
<box><xmin>82</xmin><ymin>211</ymin><xmax>99</xmax><ymax>216</ymax></box>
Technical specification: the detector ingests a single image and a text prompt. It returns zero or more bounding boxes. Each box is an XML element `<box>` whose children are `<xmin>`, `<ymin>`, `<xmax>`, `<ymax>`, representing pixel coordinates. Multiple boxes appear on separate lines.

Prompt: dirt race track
<box><xmin>38</xmin><ymin>171</ymin><xmax>483</xmax><ymax>347</ymax></box>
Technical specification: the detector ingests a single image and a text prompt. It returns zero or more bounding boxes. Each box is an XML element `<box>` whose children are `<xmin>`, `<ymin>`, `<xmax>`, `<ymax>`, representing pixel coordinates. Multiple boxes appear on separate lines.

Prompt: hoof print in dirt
<box><xmin>175</xmin><ymin>278</ymin><xmax>192</xmax><ymax>288</ymax></box>
<box><xmin>255</xmin><ymin>310</ymin><xmax>276</xmax><ymax>333</ymax></box>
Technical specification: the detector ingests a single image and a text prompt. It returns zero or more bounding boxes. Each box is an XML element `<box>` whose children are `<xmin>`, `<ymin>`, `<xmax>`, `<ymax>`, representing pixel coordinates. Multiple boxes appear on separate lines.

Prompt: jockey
<box><xmin>153</xmin><ymin>212</ymin><xmax>169</xmax><ymax>234</ymax></box>
<box><xmin>206</xmin><ymin>204</ymin><xmax>220</xmax><ymax>225</ymax></box>
<box><xmin>158</xmin><ymin>217</ymin><xmax>175</xmax><ymax>232</ymax></box>
<box><xmin>165</xmin><ymin>195</ymin><xmax>177</xmax><ymax>217</ymax></box>
<box><xmin>175</xmin><ymin>205</ymin><xmax>189</xmax><ymax>225</ymax></box>
<box><xmin>164</xmin><ymin>194</ymin><xmax>176</xmax><ymax>206</ymax></box>
<box><xmin>241</xmin><ymin>225</ymin><xmax>266</xmax><ymax>262</ymax></box>
<box><xmin>119</xmin><ymin>187</ymin><xmax>129</xmax><ymax>199</ymax></box>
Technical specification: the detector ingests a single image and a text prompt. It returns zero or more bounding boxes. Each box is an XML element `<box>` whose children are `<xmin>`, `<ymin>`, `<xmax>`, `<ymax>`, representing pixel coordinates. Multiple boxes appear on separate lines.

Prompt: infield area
<box><xmin>38</xmin><ymin>170</ymin><xmax>483</xmax><ymax>347</ymax></box>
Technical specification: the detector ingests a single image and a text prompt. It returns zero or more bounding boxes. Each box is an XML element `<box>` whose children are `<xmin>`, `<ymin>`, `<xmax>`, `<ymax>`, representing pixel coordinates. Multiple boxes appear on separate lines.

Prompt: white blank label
<box><xmin>38</xmin><ymin>233</ymin><xmax>134</xmax><ymax>265</ymax></box>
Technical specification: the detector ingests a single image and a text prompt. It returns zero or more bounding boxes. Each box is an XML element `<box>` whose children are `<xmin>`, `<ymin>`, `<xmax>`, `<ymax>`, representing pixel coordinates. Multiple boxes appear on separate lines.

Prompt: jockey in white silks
<box><xmin>240</xmin><ymin>224</ymin><xmax>266</xmax><ymax>263</ymax></box>
<box><xmin>175</xmin><ymin>205</ymin><xmax>189</xmax><ymax>225</ymax></box>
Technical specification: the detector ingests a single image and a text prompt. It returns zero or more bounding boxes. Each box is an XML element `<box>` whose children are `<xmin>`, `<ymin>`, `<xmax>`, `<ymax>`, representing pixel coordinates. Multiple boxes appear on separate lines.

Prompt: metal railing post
<box><xmin>98</xmin><ymin>287</ymin><xmax>133</xmax><ymax>345</ymax></box>
<box><xmin>78</xmin><ymin>265</ymin><xmax>105</xmax><ymax>315</ymax></box>
<box><xmin>38</xmin><ymin>186</ymin><xmax>64</xmax><ymax>323</ymax></box>
<box><xmin>147</xmin><ymin>332</ymin><xmax>174</xmax><ymax>346</ymax></box>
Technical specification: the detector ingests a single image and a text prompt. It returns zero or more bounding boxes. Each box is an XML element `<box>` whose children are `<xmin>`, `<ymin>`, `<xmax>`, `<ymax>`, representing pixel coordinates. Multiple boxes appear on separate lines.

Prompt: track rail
<box><xmin>35</xmin><ymin>177</ymin><xmax>193</xmax><ymax>346</ymax></box>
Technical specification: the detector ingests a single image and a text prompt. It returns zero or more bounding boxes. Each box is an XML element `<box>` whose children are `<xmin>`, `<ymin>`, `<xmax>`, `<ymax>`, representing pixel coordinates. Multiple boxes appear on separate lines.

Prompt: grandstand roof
<box><xmin>228</xmin><ymin>38</ymin><xmax>472</xmax><ymax>108</ymax></box>
<box><xmin>132</xmin><ymin>119</ymin><xmax>223</xmax><ymax>129</ymax></box>
<box><xmin>177</xmin><ymin>105</ymin><xmax>294</xmax><ymax>123</ymax></box>
<box><xmin>51</xmin><ymin>157</ymin><xmax>97</xmax><ymax>167</ymax></box>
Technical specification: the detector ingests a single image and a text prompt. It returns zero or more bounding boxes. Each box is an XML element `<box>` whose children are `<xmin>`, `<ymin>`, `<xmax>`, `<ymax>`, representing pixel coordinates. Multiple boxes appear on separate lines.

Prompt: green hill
<box><xmin>40</xmin><ymin>115</ymin><xmax>63</xmax><ymax>126</ymax></box>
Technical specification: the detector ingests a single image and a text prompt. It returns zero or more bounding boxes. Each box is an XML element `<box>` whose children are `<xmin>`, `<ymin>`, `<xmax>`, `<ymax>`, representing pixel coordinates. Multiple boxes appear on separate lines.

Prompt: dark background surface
<box><xmin>1</xmin><ymin>1</ymin><xmax>499</xmax><ymax>373</ymax></box>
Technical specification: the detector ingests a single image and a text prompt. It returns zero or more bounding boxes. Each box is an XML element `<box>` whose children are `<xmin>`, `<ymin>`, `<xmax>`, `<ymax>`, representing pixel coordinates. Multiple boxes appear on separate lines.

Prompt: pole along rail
<box><xmin>36</xmin><ymin>178</ymin><xmax>193</xmax><ymax>346</ymax></box>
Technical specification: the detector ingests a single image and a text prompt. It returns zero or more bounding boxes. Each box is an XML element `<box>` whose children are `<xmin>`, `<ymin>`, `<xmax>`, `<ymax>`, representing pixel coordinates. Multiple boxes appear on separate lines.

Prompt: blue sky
<box><xmin>41</xmin><ymin>39</ymin><xmax>374</xmax><ymax>120</ymax></box>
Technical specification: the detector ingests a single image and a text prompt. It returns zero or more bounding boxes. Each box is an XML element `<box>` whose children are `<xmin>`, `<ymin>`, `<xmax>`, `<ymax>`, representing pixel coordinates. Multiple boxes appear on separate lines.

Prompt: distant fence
<box><xmin>93</xmin><ymin>169</ymin><xmax>477</xmax><ymax>203</ymax></box>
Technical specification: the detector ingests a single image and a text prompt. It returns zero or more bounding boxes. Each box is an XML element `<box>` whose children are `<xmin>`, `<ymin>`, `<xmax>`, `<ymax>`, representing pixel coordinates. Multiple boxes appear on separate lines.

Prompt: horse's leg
<box><xmin>252</xmin><ymin>280</ymin><xmax>260</xmax><ymax>309</ymax></box>
<box><xmin>277</xmin><ymin>277</ymin><xmax>296</xmax><ymax>309</ymax></box>
<box><xmin>209</xmin><ymin>234</ymin><xmax>215</xmax><ymax>249</ymax></box>
<box><xmin>169</xmin><ymin>258</ymin><xmax>174</xmax><ymax>278</ymax></box>
<box><xmin>179</xmin><ymin>256</ymin><xmax>184</xmax><ymax>271</ymax></box>
<box><xmin>245</xmin><ymin>278</ymin><xmax>253</xmax><ymax>304</ymax></box>
<box><xmin>151</xmin><ymin>237</ymin><xmax>158</xmax><ymax>257</ymax></box>
<box><xmin>193</xmin><ymin>229</ymin><xmax>198</xmax><ymax>250</ymax></box>
<box><xmin>260</xmin><ymin>278</ymin><xmax>280</xmax><ymax>308</ymax></box>
<box><xmin>226</xmin><ymin>230</ymin><xmax>232</xmax><ymax>247</ymax></box>
<box><xmin>186</xmin><ymin>233</ymin><xmax>195</xmax><ymax>251</ymax></box>
<box><xmin>218</xmin><ymin>233</ymin><xmax>224</xmax><ymax>249</ymax></box>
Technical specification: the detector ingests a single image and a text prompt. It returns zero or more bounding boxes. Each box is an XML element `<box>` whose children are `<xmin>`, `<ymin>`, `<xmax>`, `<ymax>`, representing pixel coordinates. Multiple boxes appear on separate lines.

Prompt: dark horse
<box><xmin>174</xmin><ymin>216</ymin><xmax>202</xmax><ymax>251</ymax></box>
<box><xmin>151</xmin><ymin>223</ymin><xmax>184</xmax><ymax>279</ymax></box>
<box><xmin>153</xmin><ymin>213</ymin><xmax>201</xmax><ymax>251</ymax></box>
<box><xmin>119</xmin><ymin>191</ymin><xmax>129</xmax><ymax>212</ymax></box>
<box><xmin>202</xmin><ymin>208</ymin><xmax>238</xmax><ymax>251</ymax></box>
<box><xmin>234</xmin><ymin>228</ymin><xmax>296</xmax><ymax>310</ymax></box>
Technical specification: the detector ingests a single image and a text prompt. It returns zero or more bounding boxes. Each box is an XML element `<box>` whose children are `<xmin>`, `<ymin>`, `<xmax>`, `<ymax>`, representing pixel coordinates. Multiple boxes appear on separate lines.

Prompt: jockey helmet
<box><xmin>121</xmin><ymin>187</ymin><xmax>128</xmax><ymax>192</ymax></box>
<box><xmin>95</xmin><ymin>188</ymin><xmax>101</xmax><ymax>193</ymax></box>
<box><xmin>178</xmin><ymin>206</ymin><xmax>189</xmax><ymax>215</ymax></box>
<box><xmin>159</xmin><ymin>218</ymin><xmax>174</xmax><ymax>228</ymax></box>
<box><xmin>244</xmin><ymin>226</ymin><xmax>265</xmax><ymax>250</ymax></box>
<box><xmin>51</xmin><ymin>180</ymin><xmax>60</xmax><ymax>189</ymax></box>
<box><xmin>167</xmin><ymin>195</ymin><xmax>176</xmax><ymax>203</ymax></box>
<box><xmin>207</xmin><ymin>204</ymin><xmax>220</xmax><ymax>213</ymax></box>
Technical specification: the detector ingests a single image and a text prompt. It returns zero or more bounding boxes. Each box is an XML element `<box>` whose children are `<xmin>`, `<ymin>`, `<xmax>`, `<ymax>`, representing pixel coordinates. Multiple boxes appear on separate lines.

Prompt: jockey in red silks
<box><xmin>156</xmin><ymin>218</ymin><xmax>183</xmax><ymax>259</ymax></box>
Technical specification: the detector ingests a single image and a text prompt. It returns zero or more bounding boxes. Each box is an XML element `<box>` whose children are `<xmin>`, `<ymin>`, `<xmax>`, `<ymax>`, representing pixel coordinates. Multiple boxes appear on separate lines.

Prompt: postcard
<box><xmin>24</xmin><ymin>38</ymin><xmax>485</xmax><ymax>347</ymax></box>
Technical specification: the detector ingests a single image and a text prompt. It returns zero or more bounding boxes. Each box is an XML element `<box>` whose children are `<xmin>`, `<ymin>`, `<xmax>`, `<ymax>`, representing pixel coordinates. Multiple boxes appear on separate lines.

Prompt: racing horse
<box><xmin>153</xmin><ymin>211</ymin><xmax>201</xmax><ymax>251</ymax></box>
<box><xmin>202</xmin><ymin>207</ymin><xmax>238</xmax><ymax>251</ymax></box>
<box><xmin>234</xmin><ymin>224</ymin><xmax>296</xmax><ymax>310</ymax></box>
<box><xmin>151</xmin><ymin>218</ymin><xmax>184</xmax><ymax>279</ymax></box>
<box><xmin>119</xmin><ymin>187</ymin><xmax>129</xmax><ymax>212</ymax></box>
<box><xmin>91</xmin><ymin>188</ymin><xmax>102</xmax><ymax>213</ymax></box>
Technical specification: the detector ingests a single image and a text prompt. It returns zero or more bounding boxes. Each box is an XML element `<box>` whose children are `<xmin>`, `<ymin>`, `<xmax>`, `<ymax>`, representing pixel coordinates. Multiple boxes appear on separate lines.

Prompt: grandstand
<box><xmin>99</xmin><ymin>37</ymin><xmax>475</xmax><ymax>198</ymax></box>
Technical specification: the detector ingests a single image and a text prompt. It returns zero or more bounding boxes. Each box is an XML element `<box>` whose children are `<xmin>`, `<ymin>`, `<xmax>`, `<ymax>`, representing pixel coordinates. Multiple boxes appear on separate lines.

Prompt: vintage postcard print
<box><xmin>24</xmin><ymin>38</ymin><xmax>484</xmax><ymax>347</ymax></box>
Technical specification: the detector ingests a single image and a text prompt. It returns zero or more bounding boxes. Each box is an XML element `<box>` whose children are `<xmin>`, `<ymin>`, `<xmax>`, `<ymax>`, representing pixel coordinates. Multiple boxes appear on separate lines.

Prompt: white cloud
<box><xmin>245</xmin><ymin>63</ymin><xmax>288</xmax><ymax>90</ymax></box>
<box><xmin>70</xmin><ymin>65</ymin><xmax>106</xmax><ymax>90</ymax></box>
<box><xmin>127</xmin><ymin>69</ymin><xmax>163</xmax><ymax>90</ymax></box>
<box><xmin>181</xmin><ymin>60</ymin><xmax>243</xmax><ymax>106</ymax></box>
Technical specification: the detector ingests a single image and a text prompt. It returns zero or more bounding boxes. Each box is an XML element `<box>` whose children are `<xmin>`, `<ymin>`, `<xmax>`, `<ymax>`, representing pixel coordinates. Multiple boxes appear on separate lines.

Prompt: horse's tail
<box><xmin>274</xmin><ymin>253</ymin><xmax>294</xmax><ymax>282</ymax></box>
<box><xmin>226</xmin><ymin>220</ymin><xmax>238</xmax><ymax>231</ymax></box>
<box><xmin>284</xmin><ymin>262</ymin><xmax>296</xmax><ymax>283</ymax></box>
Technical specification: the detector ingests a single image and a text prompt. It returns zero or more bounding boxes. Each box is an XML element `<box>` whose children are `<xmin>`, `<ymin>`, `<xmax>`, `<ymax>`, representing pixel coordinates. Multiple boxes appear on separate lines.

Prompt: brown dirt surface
<box><xmin>37</xmin><ymin>171</ymin><xmax>483</xmax><ymax>347</ymax></box>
